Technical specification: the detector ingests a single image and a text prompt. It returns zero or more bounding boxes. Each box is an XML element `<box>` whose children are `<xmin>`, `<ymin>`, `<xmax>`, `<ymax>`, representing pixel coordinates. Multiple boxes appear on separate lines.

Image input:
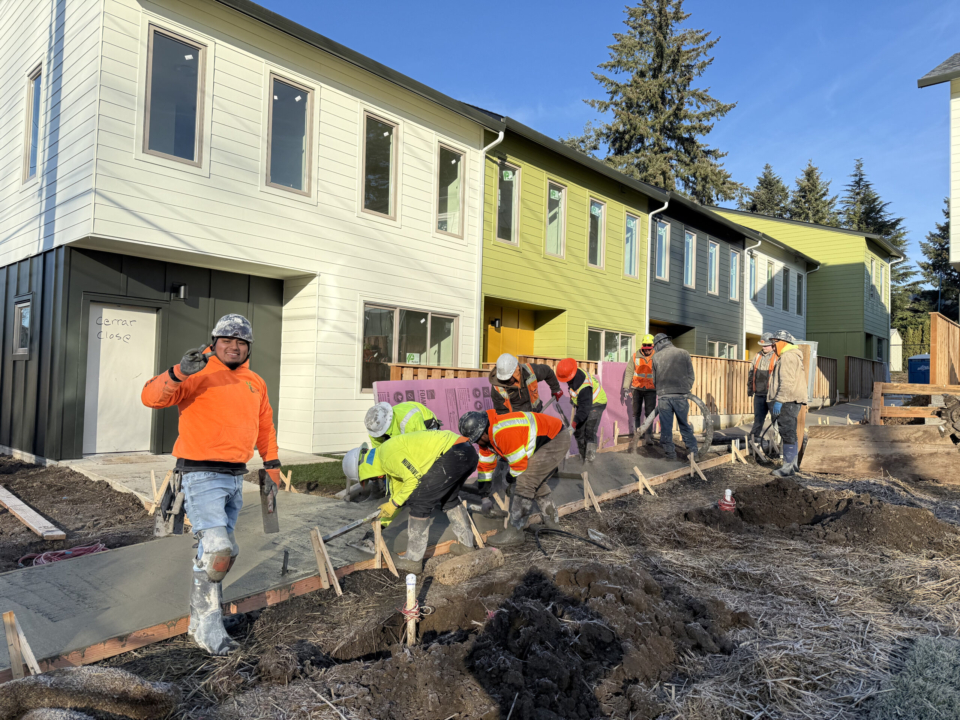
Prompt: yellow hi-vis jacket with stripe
<box><xmin>476</xmin><ymin>410</ymin><xmax>563</xmax><ymax>484</ymax></box>
<box><xmin>376</xmin><ymin>430</ymin><xmax>460</xmax><ymax>512</ymax></box>
<box><xmin>369</xmin><ymin>401</ymin><xmax>438</xmax><ymax>447</ymax></box>
<box><xmin>571</xmin><ymin>372</ymin><xmax>608</xmax><ymax>406</ymax></box>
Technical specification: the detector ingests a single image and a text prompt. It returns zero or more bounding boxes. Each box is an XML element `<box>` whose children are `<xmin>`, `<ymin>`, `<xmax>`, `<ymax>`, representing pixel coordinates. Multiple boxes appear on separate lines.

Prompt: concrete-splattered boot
<box><xmin>772</xmin><ymin>443</ymin><xmax>799</xmax><ymax>477</ymax></box>
<box><xmin>628</xmin><ymin>433</ymin><xmax>639</xmax><ymax>454</ymax></box>
<box><xmin>188</xmin><ymin>570</ymin><xmax>239</xmax><ymax>656</ymax></box>
<box><xmin>488</xmin><ymin>497</ymin><xmax>534</xmax><ymax>547</ymax></box>
<box><xmin>392</xmin><ymin>516</ymin><xmax>430</xmax><ymax>573</ymax></box>
<box><xmin>536</xmin><ymin>495</ymin><xmax>561</xmax><ymax>531</ymax></box>
<box><xmin>445</xmin><ymin>504</ymin><xmax>476</xmax><ymax>556</ymax></box>
<box><xmin>586</xmin><ymin>442</ymin><xmax>598</xmax><ymax>462</ymax></box>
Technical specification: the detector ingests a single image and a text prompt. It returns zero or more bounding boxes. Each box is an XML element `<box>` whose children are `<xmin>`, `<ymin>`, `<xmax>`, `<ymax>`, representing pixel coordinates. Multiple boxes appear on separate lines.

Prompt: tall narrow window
<box><xmin>14</xmin><ymin>301</ymin><xmax>31</xmax><ymax>354</ymax></box>
<box><xmin>683</xmin><ymin>231</ymin><xmax>696</xmax><ymax>287</ymax></box>
<box><xmin>624</xmin><ymin>214</ymin><xmax>639</xmax><ymax>276</ymax></box>
<box><xmin>145</xmin><ymin>27</ymin><xmax>204</xmax><ymax>164</ymax></box>
<box><xmin>588</xmin><ymin>199</ymin><xmax>605</xmax><ymax>267</ymax></box>
<box><xmin>797</xmin><ymin>274</ymin><xmax>804</xmax><ymax>315</ymax></box>
<box><xmin>749</xmin><ymin>255</ymin><xmax>757</xmax><ymax>300</ymax></box>
<box><xmin>267</xmin><ymin>75</ymin><xmax>311</xmax><ymax>194</ymax></box>
<box><xmin>23</xmin><ymin>66</ymin><xmax>42</xmax><ymax>182</ymax></box>
<box><xmin>546</xmin><ymin>183</ymin><xmax>565</xmax><ymax>257</ymax></box>
<box><xmin>880</xmin><ymin>264</ymin><xmax>885</xmax><ymax>304</ymax></box>
<box><xmin>729</xmin><ymin>250</ymin><xmax>740</xmax><ymax>301</ymax></box>
<box><xmin>437</xmin><ymin>144</ymin><xmax>464</xmax><ymax>237</ymax></box>
<box><xmin>766</xmin><ymin>260</ymin><xmax>775</xmax><ymax>306</ymax></box>
<box><xmin>655</xmin><ymin>220</ymin><xmax>669</xmax><ymax>280</ymax></box>
<box><xmin>782</xmin><ymin>268</ymin><xmax>790</xmax><ymax>311</ymax></box>
<box><xmin>496</xmin><ymin>162</ymin><xmax>519</xmax><ymax>243</ymax></box>
<box><xmin>708</xmin><ymin>241</ymin><xmax>719</xmax><ymax>295</ymax></box>
<box><xmin>363</xmin><ymin>113</ymin><xmax>397</xmax><ymax>218</ymax></box>
<box><xmin>869</xmin><ymin>258</ymin><xmax>876</xmax><ymax>298</ymax></box>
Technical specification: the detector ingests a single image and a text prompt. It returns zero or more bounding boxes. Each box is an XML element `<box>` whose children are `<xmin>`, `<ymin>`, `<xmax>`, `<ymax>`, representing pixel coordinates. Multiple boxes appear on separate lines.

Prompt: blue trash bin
<box><xmin>907</xmin><ymin>354</ymin><xmax>930</xmax><ymax>385</ymax></box>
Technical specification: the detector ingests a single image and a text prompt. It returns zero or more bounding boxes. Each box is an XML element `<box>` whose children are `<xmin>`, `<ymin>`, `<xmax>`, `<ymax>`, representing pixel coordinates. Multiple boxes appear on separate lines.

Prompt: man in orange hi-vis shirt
<box><xmin>458</xmin><ymin>408</ymin><xmax>571</xmax><ymax>547</ymax></box>
<box><xmin>141</xmin><ymin>314</ymin><xmax>280</xmax><ymax>656</ymax></box>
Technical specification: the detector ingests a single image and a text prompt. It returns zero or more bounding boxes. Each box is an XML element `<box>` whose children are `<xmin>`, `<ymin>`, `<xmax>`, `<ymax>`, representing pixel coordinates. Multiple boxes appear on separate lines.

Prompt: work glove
<box><xmin>259</xmin><ymin>469</ymin><xmax>278</xmax><ymax>514</ymax></box>
<box><xmin>378</xmin><ymin>499</ymin><xmax>400</xmax><ymax>525</ymax></box>
<box><xmin>264</xmin><ymin>467</ymin><xmax>282</xmax><ymax>488</ymax></box>
<box><xmin>572</xmin><ymin>419</ymin><xmax>578</xmax><ymax>430</ymax></box>
<box><xmin>480</xmin><ymin>496</ymin><xmax>506</xmax><ymax>518</ymax></box>
<box><xmin>771</xmin><ymin>401</ymin><xmax>782</xmax><ymax>417</ymax></box>
<box><xmin>179</xmin><ymin>345</ymin><xmax>212</xmax><ymax>376</ymax></box>
<box><xmin>553</xmin><ymin>390</ymin><xmax>563</xmax><ymax>402</ymax></box>
<box><xmin>620</xmin><ymin>388</ymin><xmax>629</xmax><ymax>403</ymax></box>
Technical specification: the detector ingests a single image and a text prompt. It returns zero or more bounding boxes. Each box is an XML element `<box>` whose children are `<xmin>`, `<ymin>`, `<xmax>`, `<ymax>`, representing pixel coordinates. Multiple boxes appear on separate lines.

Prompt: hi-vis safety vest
<box><xmin>476</xmin><ymin>410</ymin><xmax>562</xmax><ymax>482</ymax></box>
<box><xmin>493</xmin><ymin>363</ymin><xmax>540</xmax><ymax>412</ymax></box>
<box><xmin>750</xmin><ymin>352</ymin><xmax>779</xmax><ymax>394</ymax></box>
<box><xmin>631</xmin><ymin>351</ymin><xmax>655</xmax><ymax>390</ymax></box>
<box><xmin>571</xmin><ymin>372</ymin><xmax>608</xmax><ymax>406</ymax></box>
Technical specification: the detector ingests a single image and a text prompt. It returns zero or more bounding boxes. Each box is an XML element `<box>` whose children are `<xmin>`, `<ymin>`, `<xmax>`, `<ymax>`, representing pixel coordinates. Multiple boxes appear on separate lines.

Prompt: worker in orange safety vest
<box><xmin>621</xmin><ymin>334</ymin><xmax>657</xmax><ymax>451</ymax></box>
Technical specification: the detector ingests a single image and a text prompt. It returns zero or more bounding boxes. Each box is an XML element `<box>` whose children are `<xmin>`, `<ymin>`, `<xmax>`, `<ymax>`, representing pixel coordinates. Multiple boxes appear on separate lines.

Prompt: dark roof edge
<box><xmin>707</xmin><ymin>205</ymin><xmax>903</xmax><ymax>259</ymax></box>
<box><xmin>212</xmin><ymin>0</ymin><xmax>505</xmax><ymax>132</ymax></box>
<box><xmin>918</xmin><ymin>69</ymin><xmax>960</xmax><ymax>88</ymax></box>
<box><xmin>502</xmin><ymin>118</ymin><xmax>669</xmax><ymax>203</ymax></box>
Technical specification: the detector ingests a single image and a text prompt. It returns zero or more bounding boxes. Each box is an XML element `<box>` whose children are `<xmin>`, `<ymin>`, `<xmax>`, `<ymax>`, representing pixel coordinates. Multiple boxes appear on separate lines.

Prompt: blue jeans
<box><xmin>182</xmin><ymin>471</ymin><xmax>243</xmax><ymax>560</ymax></box>
<box><xmin>658</xmin><ymin>395</ymin><xmax>698</xmax><ymax>457</ymax></box>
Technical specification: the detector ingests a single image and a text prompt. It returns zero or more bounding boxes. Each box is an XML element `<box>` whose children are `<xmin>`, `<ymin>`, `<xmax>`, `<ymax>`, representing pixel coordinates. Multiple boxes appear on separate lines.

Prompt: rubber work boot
<box><xmin>536</xmin><ymin>496</ymin><xmax>561</xmax><ymax>531</ymax></box>
<box><xmin>772</xmin><ymin>443</ymin><xmax>799</xmax><ymax>477</ymax></box>
<box><xmin>628</xmin><ymin>433</ymin><xmax>639</xmax><ymax>455</ymax></box>
<box><xmin>392</xmin><ymin>516</ymin><xmax>430</xmax><ymax>573</ymax></box>
<box><xmin>188</xmin><ymin>570</ymin><xmax>239</xmax><ymax>656</ymax></box>
<box><xmin>445</xmin><ymin>504</ymin><xmax>476</xmax><ymax>557</ymax></box>
<box><xmin>488</xmin><ymin>497</ymin><xmax>534</xmax><ymax>547</ymax></box>
<box><xmin>586</xmin><ymin>442</ymin><xmax>598</xmax><ymax>462</ymax></box>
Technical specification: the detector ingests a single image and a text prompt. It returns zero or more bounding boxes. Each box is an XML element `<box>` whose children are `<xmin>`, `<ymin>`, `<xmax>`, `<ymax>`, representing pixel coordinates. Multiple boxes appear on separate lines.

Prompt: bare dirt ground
<box><xmin>93</xmin><ymin>453</ymin><xmax>960</xmax><ymax>720</ymax></box>
<box><xmin>0</xmin><ymin>455</ymin><xmax>154</xmax><ymax>572</ymax></box>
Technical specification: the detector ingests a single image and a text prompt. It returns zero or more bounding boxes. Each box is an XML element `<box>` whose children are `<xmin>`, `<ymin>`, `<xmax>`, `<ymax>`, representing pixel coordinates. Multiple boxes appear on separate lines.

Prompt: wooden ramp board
<box><xmin>0</xmin><ymin>486</ymin><xmax>65</xmax><ymax>540</ymax></box>
<box><xmin>802</xmin><ymin>425</ymin><xmax>960</xmax><ymax>482</ymax></box>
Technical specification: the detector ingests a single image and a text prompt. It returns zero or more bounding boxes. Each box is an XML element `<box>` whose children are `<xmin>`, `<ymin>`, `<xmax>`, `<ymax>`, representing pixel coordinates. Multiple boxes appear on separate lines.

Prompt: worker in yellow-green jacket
<box><xmin>364</xmin><ymin>401</ymin><xmax>441</xmax><ymax>447</ymax></box>
<box><xmin>342</xmin><ymin>430</ymin><xmax>478</xmax><ymax>573</ymax></box>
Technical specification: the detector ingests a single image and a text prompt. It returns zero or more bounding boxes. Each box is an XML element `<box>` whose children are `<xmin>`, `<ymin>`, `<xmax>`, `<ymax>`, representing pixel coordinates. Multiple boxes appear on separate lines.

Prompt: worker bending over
<box><xmin>141</xmin><ymin>314</ymin><xmax>280</xmax><ymax>656</ymax></box>
<box><xmin>767</xmin><ymin>330</ymin><xmax>808</xmax><ymax>477</ymax></box>
<box><xmin>650</xmin><ymin>334</ymin><xmax>697</xmax><ymax>461</ymax></box>
<box><xmin>622</xmin><ymin>334</ymin><xmax>657</xmax><ymax>451</ymax></box>
<box><xmin>365</xmin><ymin>400</ymin><xmax>440</xmax><ymax>447</ymax></box>
<box><xmin>459</xmin><ymin>409</ymin><xmax>571</xmax><ymax>546</ymax></box>
<box><xmin>746</xmin><ymin>333</ymin><xmax>777</xmax><ymax>458</ymax></box>
<box><xmin>556</xmin><ymin>359</ymin><xmax>607</xmax><ymax>462</ymax></box>
<box><xmin>489</xmin><ymin>353</ymin><xmax>563</xmax><ymax>414</ymax></box>
<box><xmin>343</xmin><ymin>430</ymin><xmax>478</xmax><ymax>572</ymax></box>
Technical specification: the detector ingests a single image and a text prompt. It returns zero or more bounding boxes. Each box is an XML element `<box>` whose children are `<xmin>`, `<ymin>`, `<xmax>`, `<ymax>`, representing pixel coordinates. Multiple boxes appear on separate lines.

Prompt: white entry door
<box><xmin>83</xmin><ymin>303</ymin><xmax>158</xmax><ymax>454</ymax></box>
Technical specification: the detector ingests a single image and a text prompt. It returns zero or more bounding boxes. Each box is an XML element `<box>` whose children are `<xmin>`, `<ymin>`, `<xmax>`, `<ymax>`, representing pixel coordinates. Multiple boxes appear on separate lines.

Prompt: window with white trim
<box><xmin>707</xmin><ymin>340</ymin><xmax>737</xmax><ymax>359</ymax></box>
<box><xmin>797</xmin><ymin>274</ymin><xmax>804</xmax><ymax>316</ymax></box>
<box><xmin>707</xmin><ymin>241</ymin><xmax>719</xmax><ymax>295</ymax></box>
<box><xmin>144</xmin><ymin>26</ymin><xmax>205</xmax><ymax>165</ymax></box>
<box><xmin>624</xmin><ymin>214</ymin><xmax>639</xmax><ymax>276</ymax></box>
<box><xmin>749</xmin><ymin>254</ymin><xmax>757</xmax><ymax>301</ymax></box>
<box><xmin>361</xmin><ymin>304</ymin><xmax>457</xmax><ymax>389</ymax></box>
<box><xmin>267</xmin><ymin>74</ymin><xmax>311</xmax><ymax>194</ymax></box>
<box><xmin>587</xmin><ymin>328</ymin><xmax>633</xmax><ymax>362</ymax></box>
<box><xmin>546</xmin><ymin>182</ymin><xmax>565</xmax><ymax>257</ymax></box>
<box><xmin>363</xmin><ymin>113</ymin><xmax>398</xmax><ymax>219</ymax></box>
<box><xmin>729</xmin><ymin>250</ymin><xmax>740</xmax><ymax>301</ymax></box>
<box><xmin>588</xmin><ymin>199</ymin><xmax>605</xmax><ymax>267</ymax></box>
<box><xmin>655</xmin><ymin>220</ymin><xmax>669</xmax><ymax>280</ymax></box>
<box><xmin>782</xmin><ymin>267</ymin><xmax>790</xmax><ymax>311</ymax></box>
<box><xmin>22</xmin><ymin>65</ymin><xmax>42</xmax><ymax>182</ymax></box>
<box><xmin>437</xmin><ymin>144</ymin><xmax>464</xmax><ymax>237</ymax></box>
<box><xmin>683</xmin><ymin>230</ymin><xmax>696</xmax><ymax>287</ymax></box>
<box><xmin>496</xmin><ymin>162</ymin><xmax>520</xmax><ymax>243</ymax></box>
<box><xmin>13</xmin><ymin>301</ymin><xmax>30</xmax><ymax>354</ymax></box>
<box><xmin>766</xmin><ymin>260</ymin><xmax>775</xmax><ymax>306</ymax></box>
<box><xmin>870</xmin><ymin>258</ymin><xmax>875</xmax><ymax>299</ymax></box>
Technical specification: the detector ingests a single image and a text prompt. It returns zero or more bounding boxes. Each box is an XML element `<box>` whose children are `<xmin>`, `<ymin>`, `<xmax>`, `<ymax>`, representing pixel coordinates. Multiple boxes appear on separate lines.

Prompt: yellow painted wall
<box><xmin>484</xmin><ymin>305</ymin><xmax>535</xmax><ymax>363</ymax></box>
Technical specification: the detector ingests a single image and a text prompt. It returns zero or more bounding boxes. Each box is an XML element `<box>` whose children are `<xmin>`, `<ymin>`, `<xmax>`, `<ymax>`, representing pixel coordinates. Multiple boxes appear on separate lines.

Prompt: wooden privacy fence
<box><xmin>814</xmin><ymin>356</ymin><xmax>838</xmax><ymax>407</ymax></box>
<box><xmin>845</xmin><ymin>356</ymin><xmax>887</xmax><ymax>400</ymax></box>
<box><xmin>481</xmin><ymin>355</ymin><xmax>600</xmax><ymax>376</ymax></box>
<box><xmin>930</xmin><ymin>312</ymin><xmax>960</xmax><ymax>385</ymax></box>
<box><xmin>688</xmin><ymin>355</ymin><xmax>751</xmax><ymax>416</ymax></box>
<box><xmin>388</xmin><ymin>363</ymin><xmax>486</xmax><ymax>381</ymax></box>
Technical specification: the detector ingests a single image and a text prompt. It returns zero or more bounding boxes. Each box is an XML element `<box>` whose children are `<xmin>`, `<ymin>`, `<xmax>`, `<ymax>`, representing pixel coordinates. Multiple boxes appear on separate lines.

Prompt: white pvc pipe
<box><xmin>405</xmin><ymin>573</ymin><xmax>418</xmax><ymax>645</ymax></box>
<box><xmin>474</xmin><ymin>130</ymin><xmax>505</xmax><ymax>367</ymax></box>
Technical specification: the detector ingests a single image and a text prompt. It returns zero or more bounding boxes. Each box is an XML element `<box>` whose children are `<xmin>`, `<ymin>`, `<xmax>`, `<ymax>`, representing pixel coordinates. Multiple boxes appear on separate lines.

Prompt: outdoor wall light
<box><xmin>490</xmin><ymin>318</ymin><xmax>502</xmax><ymax>330</ymax></box>
<box><xmin>173</xmin><ymin>283</ymin><xmax>189</xmax><ymax>300</ymax></box>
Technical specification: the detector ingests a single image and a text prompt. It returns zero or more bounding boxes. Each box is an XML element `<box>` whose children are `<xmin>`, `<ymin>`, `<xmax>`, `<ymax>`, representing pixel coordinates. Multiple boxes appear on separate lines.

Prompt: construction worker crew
<box><xmin>141</xmin><ymin>314</ymin><xmax>280</xmax><ymax>656</ymax></box>
<box><xmin>489</xmin><ymin>353</ymin><xmax>563</xmax><ymax>415</ymax></box>
<box><xmin>364</xmin><ymin>401</ymin><xmax>441</xmax><ymax>447</ymax></box>
<box><xmin>556</xmin><ymin>358</ymin><xmax>607</xmax><ymax>462</ymax></box>
<box><xmin>342</xmin><ymin>430</ymin><xmax>479</xmax><ymax>573</ymax></box>
<box><xmin>650</xmin><ymin>334</ymin><xmax>698</xmax><ymax>461</ymax></box>
<box><xmin>622</xmin><ymin>334</ymin><xmax>657</xmax><ymax>451</ymax></box>
<box><xmin>767</xmin><ymin>330</ymin><xmax>808</xmax><ymax>477</ymax></box>
<box><xmin>747</xmin><ymin>333</ymin><xmax>778</xmax><ymax>458</ymax></box>
<box><xmin>460</xmin><ymin>409</ymin><xmax>571</xmax><ymax>546</ymax></box>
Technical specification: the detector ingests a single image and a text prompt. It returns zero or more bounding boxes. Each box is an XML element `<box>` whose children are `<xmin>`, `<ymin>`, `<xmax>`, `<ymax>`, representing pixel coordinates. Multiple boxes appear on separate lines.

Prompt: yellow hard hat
<box><xmin>641</xmin><ymin>334</ymin><xmax>655</xmax><ymax>346</ymax></box>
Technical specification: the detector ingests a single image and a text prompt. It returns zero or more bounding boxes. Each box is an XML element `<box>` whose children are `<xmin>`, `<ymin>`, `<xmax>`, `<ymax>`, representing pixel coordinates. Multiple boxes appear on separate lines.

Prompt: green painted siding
<box><xmin>482</xmin><ymin>131</ymin><xmax>652</xmax><ymax>361</ymax></box>
<box><xmin>864</xmin><ymin>243</ymin><xmax>891</xmax><ymax>341</ymax></box>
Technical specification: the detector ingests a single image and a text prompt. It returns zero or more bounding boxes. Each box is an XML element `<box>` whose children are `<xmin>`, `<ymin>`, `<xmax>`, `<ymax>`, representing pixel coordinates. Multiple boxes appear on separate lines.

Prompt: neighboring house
<box><xmin>713</xmin><ymin>209</ymin><xmax>902</xmax><ymax>391</ymax></box>
<box><xmin>890</xmin><ymin>328</ymin><xmax>903</xmax><ymax>373</ymax></box>
<box><xmin>0</xmin><ymin>0</ymin><xmax>502</xmax><ymax>459</ymax></box>
<box><xmin>477</xmin><ymin>117</ymin><xmax>667</xmax><ymax>364</ymax></box>
<box><xmin>918</xmin><ymin>53</ymin><xmax>960</xmax><ymax>270</ymax></box>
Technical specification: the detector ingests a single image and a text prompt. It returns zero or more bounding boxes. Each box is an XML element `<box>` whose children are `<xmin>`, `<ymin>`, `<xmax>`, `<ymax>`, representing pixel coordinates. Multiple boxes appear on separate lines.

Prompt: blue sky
<box><xmin>259</xmin><ymin>0</ymin><xmax>958</xmax><ymax>283</ymax></box>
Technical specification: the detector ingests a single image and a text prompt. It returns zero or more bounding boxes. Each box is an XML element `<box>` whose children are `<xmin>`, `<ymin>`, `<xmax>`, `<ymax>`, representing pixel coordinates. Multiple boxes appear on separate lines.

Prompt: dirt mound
<box><xmin>685</xmin><ymin>478</ymin><xmax>958</xmax><ymax>553</ymax></box>
<box><xmin>317</xmin><ymin>563</ymin><xmax>751</xmax><ymax>720</ymax></box>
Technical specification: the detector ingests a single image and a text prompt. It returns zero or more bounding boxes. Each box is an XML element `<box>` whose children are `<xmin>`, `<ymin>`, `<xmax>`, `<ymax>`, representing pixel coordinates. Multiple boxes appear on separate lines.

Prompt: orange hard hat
<box><xmin>556</xmin><ymin>358</ymin><xmax>577</xmax><ymax>383</ymax></box>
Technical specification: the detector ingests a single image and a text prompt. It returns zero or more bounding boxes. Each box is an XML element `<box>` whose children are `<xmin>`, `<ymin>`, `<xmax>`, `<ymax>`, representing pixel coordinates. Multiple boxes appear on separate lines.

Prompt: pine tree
<box><xmin>570</xmin><ymin>0</ymin><xmax>740</xmax><ymax>204</ymax></box>
<box><xmin>737</xmin><ymin>164</ymin><xmax>789</xmax><ymax>217</ymax></box>
<box><xmin>787</xmin><ymin>161</ymin><xmax>838</xmax><ymax>226</ymax></box>
<box><xmin>917</xmin><ymin>199</ymin><xmax>959</xmax><ymax>315</ymax></box>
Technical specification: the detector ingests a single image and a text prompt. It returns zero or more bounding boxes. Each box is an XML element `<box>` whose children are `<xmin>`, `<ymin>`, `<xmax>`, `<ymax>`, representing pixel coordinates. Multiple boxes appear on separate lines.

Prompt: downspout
<box><xmin>474</xmin><ymin>130</ymin><xmax>505</xmax><ymax>367</ymax></box>
<box><xmin>742</xmin><ymin>237</ymin><xmax>761</xmax><ymax>359</ymax></box>
<box><xmin>803</xmin><ymin>262</ymin><xmax>820</xmax><ymax>333</ymax></box>
<box><xmin>644</xmin><ymin>198</ymin><xmax>670</xmax><ymax>334</ymax></box>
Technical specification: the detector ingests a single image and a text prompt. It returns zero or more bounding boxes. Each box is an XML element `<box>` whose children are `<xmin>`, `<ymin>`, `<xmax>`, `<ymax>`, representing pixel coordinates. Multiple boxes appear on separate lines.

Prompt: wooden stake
<box><xmin>598</xmin><ymin>428</ymin><xmax>605</xmax><ymax>451</ymax></box>
<box><xmin>581</xmin><ymin>473</ymin><xmax>602</xmax><ymax>513</ymax></box>
<box><xmin>0</xmin><ymin>486</ymin><xmax>65</xmax><ymax>541</ymax></box>
<box><xmin>689</xmin><ymin>456</ymin><xmax>708</xmax><ymax>482</ymax></box>
<box><xmin>373</xmin><ymin>520</ymin><xmax>399</xmax><ymax>578</ymax></box>
<box><xmin>492</xmin><ymin>492</ymin><xmax>508</xmax><ymax>513</ymax></box>
<box><xmin>150</xmin><ymin>470</ymin><xmax>158</xmax><ymax>501</ymax></box>
<box><xmin>633</xmin><ymin>466</ymin><xmax>657</xmax><ymax>496</ymax></box>
<box><xmin>310</xmin><ymin>527</ymin><xmax>342</xmax><ymax>595</ymax></box>
<box><xmin>613</xmin><ymin>422</ymin><xmax>619</xmax><ymax>446</ymax></box>
<box><xmin>3</xmin><ymin>611</ymin><xmax>38</xmax><ymax>678</ymax></box>
<box><xmin>461</xmin><ymin>500</ymin><xmax>486</xmax><ymax>549</ymax></box>
<box><xmin>153</xmin><ymin>471</ymin><xmax>172</xmax><ymax>507</ymax></box>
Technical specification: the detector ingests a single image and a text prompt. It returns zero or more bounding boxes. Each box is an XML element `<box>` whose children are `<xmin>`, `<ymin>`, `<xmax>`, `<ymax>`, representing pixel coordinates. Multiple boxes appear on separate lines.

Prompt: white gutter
<box><xmin>741</xmin><ymin>237</ymin><xmax>762</xmax><ymax>359</ymax></box>
<box><xmin>474</xmin><ymin>130</ymin><xmax>505</xmax><ymax>367</ymax></box>
<box><xmin>644</xmin><ymin>198</ymin><xmax>670</xmax><ymax>334</ymax></box>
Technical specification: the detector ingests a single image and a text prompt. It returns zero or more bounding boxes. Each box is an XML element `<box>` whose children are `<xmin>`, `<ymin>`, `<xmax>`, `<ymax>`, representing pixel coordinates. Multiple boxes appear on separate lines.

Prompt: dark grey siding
<box><xmin>648</xmin><ymin>207</ymin><xmax>745</xmax><ymax>357</ymax></box>
<box><xmin>0</xmin><ymin>247</ymin><xmax>283</xmax><ymax>461</ymax></box>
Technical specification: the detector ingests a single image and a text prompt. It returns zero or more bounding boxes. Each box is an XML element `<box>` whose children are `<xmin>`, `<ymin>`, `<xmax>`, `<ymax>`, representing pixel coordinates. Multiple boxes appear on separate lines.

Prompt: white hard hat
<box><xmin>364</xmin><ymin>402</ymin><xmax>394</xmax><ymax>437</ymax></box>
<box><xmin>342</xmin><ymin>442</ymin><xmax>369</xmax><ymax>485</ymax></box>
<box><xmin>496</xmin><ymin>353</ymin><xmax>519</xmax><ymax>381</ymax></box>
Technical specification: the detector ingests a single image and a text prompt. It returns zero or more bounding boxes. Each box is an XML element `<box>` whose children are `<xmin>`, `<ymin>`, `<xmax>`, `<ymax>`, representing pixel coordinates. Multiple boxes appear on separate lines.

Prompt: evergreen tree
<box><xmin>787</xmin><ymin>161</ymin><xmax>838</xmax><ymax>226</ymax></box>
<box><xmin>569</xmin><ymin>0</ymin><xmax>740</xmax><ymax>204</ymax></box>
<box><xmin>737</xmin><ymin>164</ymin><xmax>789</xmax><ymax>217</ymax></box>
<box><xmin>917</xmin><ymin>199</ymin><xmax>959</xmax><ymax>315</ymax></box>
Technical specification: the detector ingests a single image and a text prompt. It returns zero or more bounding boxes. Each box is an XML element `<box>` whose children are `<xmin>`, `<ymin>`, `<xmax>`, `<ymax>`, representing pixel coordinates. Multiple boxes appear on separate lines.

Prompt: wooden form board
<box><xmin>0</xmin><ymin>452</ymin><xmax>733</xmax><ymax>683</ymax></box>
<box><xmin>0</xmin><ymin>486</ymin><xmax>65</xmax><ymax>540</ymax></box>
<box><xmin>869</xmin><ymin>381</ymin><xmax>960</xmax><ymax>425</ymax></box>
